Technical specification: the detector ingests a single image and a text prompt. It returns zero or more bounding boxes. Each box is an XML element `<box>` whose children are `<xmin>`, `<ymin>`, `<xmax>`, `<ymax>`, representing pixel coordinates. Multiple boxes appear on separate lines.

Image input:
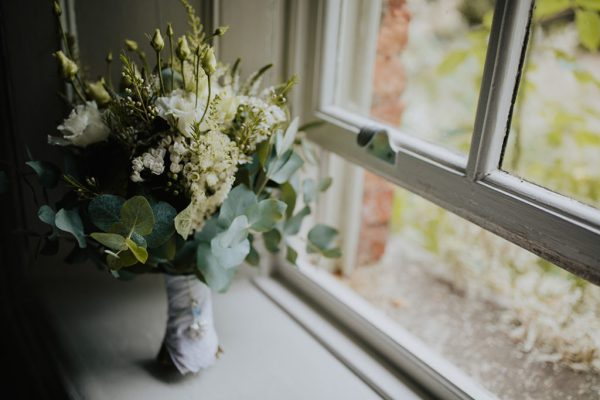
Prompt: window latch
<box><xmin>357</xmin><ymin>127</ymin><xmax>395</xmax><ymax>164</ymax></box>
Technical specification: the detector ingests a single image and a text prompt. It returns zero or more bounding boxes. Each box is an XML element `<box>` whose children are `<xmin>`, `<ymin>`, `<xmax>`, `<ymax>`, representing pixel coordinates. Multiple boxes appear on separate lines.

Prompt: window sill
<box><xmin>33</xmin><ymin>264</ymin><xmax>421</xmax><ymax>400</ymax></box>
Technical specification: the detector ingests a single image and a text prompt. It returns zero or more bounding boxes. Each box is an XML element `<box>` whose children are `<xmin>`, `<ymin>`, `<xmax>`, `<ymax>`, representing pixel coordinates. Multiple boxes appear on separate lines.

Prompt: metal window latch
<box><xmin>357</xmin><ymin>126</ymin><xmax>395</xmax><ymax>164</ymax></box>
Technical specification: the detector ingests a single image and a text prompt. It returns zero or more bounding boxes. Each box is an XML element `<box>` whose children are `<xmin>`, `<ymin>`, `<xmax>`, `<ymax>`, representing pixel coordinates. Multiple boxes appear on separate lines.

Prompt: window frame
<box><xmin>272</xmin><ymin>0</ymin><xmax>600</xmax><ymax>398</ymax></box>
<box><xmin>296</xmin><ymin>0</ymin><xmax>600</xmax><ymax>283</ymax></box>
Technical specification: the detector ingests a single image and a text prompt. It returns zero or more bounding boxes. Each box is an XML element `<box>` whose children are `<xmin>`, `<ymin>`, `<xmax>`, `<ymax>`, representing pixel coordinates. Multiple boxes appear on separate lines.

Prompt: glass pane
<box><xmin>325</xmin><ymin>167</ymin><xmax>600</xmax><ymax>399</ymax></box>
<box><xmin>503</xmin><ymin>3</ymin><xmax>600</xmax><ymax>207</ymax></box>
<box><xmin>335</xmin><ymin>0</ymin><xmax>494</xmax><ymax>154</ymax></box>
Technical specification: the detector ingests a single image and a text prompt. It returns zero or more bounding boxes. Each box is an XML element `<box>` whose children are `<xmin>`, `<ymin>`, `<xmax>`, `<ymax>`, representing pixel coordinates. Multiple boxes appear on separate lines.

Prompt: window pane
<box><xmin>323</xmin><ymin>167</ymin><xmax>600</xmax><ymax>399</ymax></box>
<box><xmin>334</xmin><ymin>0</ymin><xmax>494</xmax><ymax>154</ymax></box>
<box><xmin>503</xmin><ymin>4</ymin><xmax>600</xmax><ymax>207</ymax></box>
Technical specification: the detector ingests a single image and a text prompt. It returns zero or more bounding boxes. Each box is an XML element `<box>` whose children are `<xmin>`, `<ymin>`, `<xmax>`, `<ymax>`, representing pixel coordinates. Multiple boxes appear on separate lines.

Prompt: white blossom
<box><xmin>57</xmin><ymin>101</ymin><xmax>110</xmax><ymax>147</ymax></box>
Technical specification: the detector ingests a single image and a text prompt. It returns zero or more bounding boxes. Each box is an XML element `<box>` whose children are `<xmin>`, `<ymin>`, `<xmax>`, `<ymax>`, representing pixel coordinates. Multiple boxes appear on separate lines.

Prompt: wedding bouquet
<box><xmin>25</xmin><ymin>1</ymin><xmax>340</xmax><ymax>374</ymax></box>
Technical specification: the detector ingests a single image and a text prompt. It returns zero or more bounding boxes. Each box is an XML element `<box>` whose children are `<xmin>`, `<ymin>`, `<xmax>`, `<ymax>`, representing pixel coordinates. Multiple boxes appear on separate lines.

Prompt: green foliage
<box><xmin>284</xmin><ymin>206</ymin><xmax>310</xmax><ymax>236</ymax></box>
<box><xmin>210</xmin><ymin>215</ymin><xmax>250</xmax><ymax>269</ymax></box>
<box><xmin>144</xmin><ymin>201</ymin><xmax>177</xmax><ymax>248</ymax></box>
<box><xmin>25</xmin><ymin>160</ymin><xmax>61</xmax><ymax>188</ymax></box>
<box><xmin>196</xmin><ymin>242</ymin><xmax>234</xmax><ymax>292</ymax></box>
<box><xmin>245</xmin><ymin>235</ymin><xmax>260</xmax><ymax>266</ymax></box>
<box><xmin>120</xmin><ymin>196</ymin><xmax>155</xmax><ymax>236</ymax></box>
<box><xmin>125</xmin><ymin>237</ymin><xmax>148</xmax><ymax>263</ymax></box>
<box><xmin>275</xmin><ymin>117</ymin><xmax>299</xmax><ymax>156</ymax></box>
<box><xmin>576</xmin><ymin>9</ymin><xmax>600</xmax><ymax>51</ymax></box>
<box><xmin>90</xmin><ymin>232</ymin><xmax>126</xmax><ymax>251</ymax></box>
<box><xmin>107</xmin><ymin>250</ymin><xmax>138</xmax><ymax>270</ymax></box>
<box><xmin>247</xmin><ymin>199</ymin><xmax>286</xmax><ymax>232</ymax></box>
<box><xmin>576</xmin><ymin>0</ymin><xmax>600</xmax><ymax>12</ymax></box>
<box><xmin>437</xmin><ymin>50</ymin><xmax>470</xmax><ymax>74</ymax></box>
<box><xmin>267</xmin><ymin>150</ymin><xmax>304</xmax><ymax>184</ymax></box>
<box><xmin>280</xmin><ymin>182</ymin><xmax>297</xmax><ymax>218</ymax></box>
<box><xmin>218</xmin><ymin>184</ymin><xmax>257</xmax><ymax>227</ymax></box>
<box><xmin>535</xmin><ymin>0</ymin><xmax>571</xmax><ymax>19</ymax></box>
<box><xmin>55</xmin><ymin>208</ymin><xmax>86</xmax><ymax>248</ymax></box>
<box><xmin>302</xmin><ymin>177</ymin><xmax>332</xmax><ymax>204</ymax></box>
<box><xmin>263</xmin><ymin>228</ymin><xmax>282</xmax><ymax>253</ymax></box>
<box><xmin>89</xmin><ymin>194</ymin><xmax>125</xmax><ymax>231</ymax></box>
<box><xmin>38</xmin><ymin>205</ymin><xmax>59</xmax><ymax>240</ymax></box>
<box><xmin>307</xmin><ymin>224</ymin><xmax>341</xmax><ymax>258</ymax></box>
<box><xmin>286</xmin><ymin>245</ymin><xmax>298</xmax><ymax>265</ymax></box>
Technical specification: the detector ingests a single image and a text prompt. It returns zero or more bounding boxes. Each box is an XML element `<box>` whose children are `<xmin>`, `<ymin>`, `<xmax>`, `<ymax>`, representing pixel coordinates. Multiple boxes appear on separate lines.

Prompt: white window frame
<box><xmin>293</xmin><ymin>0</ymin><xmax>600</xmax><ymax>282</ymax></box>
<box><xmin>272</xmin><ymin>0</ymin><xmax>600</xmax><ymax>399</ymax></box>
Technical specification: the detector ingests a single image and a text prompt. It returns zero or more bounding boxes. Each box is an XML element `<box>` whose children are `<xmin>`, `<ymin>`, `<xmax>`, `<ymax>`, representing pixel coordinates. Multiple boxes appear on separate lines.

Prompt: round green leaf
<box><xmin>55</xmin><ymin>208</ymin><xmax>87</xmax><ymax>248</ymax></box>
<box><xmin>197</xmin><ymin>242</ymin><xmax>235</xmax><ymax>292</ymax></box>
<box><xmin>89</xmin><ymin>194</ymin><xmax>125</xmax><ymax>232</ymax></box>
<box><xmin>145</xmin><ymin>201</ymin><xmax>177</xmax><ymax>248</ymax></box>
<box><xmin>125</xmin><ymin>237</ymin><xmax>148</xmax><ymax>263</ymax></box>
<box><xmin>247</xmin><ymin>199</ymin><xmax>287</xmax><ymax>232</ymax></box>
<box><xmin>121</xmin><ymin>196</ymin><xmax>155</xmax><ymax>236</ymax></box>
<box><xmin>90</xmin><ymin>232</ymin><xmax>127</xmax><ymax>251</ymax></box>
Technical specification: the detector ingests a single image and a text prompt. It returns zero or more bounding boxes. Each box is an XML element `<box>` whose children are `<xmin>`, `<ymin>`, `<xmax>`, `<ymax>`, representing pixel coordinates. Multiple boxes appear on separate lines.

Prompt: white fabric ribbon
<box><xmin>164</xmin><ymin>274</ymin><xmax>219</xmax><ymax>374</ymax></box>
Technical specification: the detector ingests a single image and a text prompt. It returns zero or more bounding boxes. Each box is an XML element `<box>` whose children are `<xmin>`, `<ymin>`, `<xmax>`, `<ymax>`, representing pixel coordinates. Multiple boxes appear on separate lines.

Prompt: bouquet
<box><xmin>25</xmin><ymin>1</ymin><xmax>340</xmax><ymax>374</ymax></box>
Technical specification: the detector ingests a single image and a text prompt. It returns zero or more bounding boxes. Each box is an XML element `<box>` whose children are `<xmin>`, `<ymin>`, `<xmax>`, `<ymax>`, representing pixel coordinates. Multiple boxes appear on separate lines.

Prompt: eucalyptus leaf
<box><xmin>318</xmin><ymin>176</ymin><xmax>333</xmax><ymax>192</ymax></box>
<box><xmin>38</xmin><ymin>205</ymin><xmax>56</xmax><ymax>226</ymax></box>
<box><xmin>195</xmin><ymin>216</ymin><xmax>224</xmax><ymax>242</ymax></box>
<box><xmin>286</xmin><ymin>245</ymin><xmax>298</xmax><ymax>265</ymax></box>
<box><xmin>211</xmin><ymin>215</ymin><xmax>250</xmax><ymax>269</ymax></box>
<box><xmin>280</xmin><ymin>182</ymin><xmax>297</xmax><ymax>218</ymax></box>
<box><xmin>275</xmin><ymin>117</ymin><xmax>299</xmax><ymax>156</ymax></box>
<box><xmin>256</xmin><ymin>140</ymin><xmax>271</xmax><ymax>167</ymax></box>
<box><xmin>263</xmin><ymin>228</ymin><xmax>282</xmax><ymax>253</ymax></box>
<box><xmin>126</xmin><ymin>237</ymin><xmax>149</xmax><ymax>263</ymax></box>
<box><xmin>107</xmin><ymin>250</ymin><xmax>138</xmax><ymax>270</ymax></box>
<box><xmin>247</xmin><ymin>199</ymin><xmax>287</xmax><ymax>232</ymax></box>
<box><xmin>145</xmin><ymin>201</ymin><xmax>177</xmax><ymax>248</ymax></box>
<box><xmin>109</xmin><ymin>222</ymin><xmax>147</xmax><ymax>248</ymax></box>
<box><xmin>25</xmin><ymin>160</ymin><xmax>61</xmax><ymax>188</ymax></box>
<box><xmin>196</xmin><ymin>242</ymin><xmax>235</xmax><ymax>292</ymax></box>
<box><xmin>218</xmin><ymin>184</ymin><xmax>257</xmax><ymax>226</ymax></box>
<box><xmin>284</xmin><ymin>206</ymin><xmax>311</xmax><ymax>236</ymax></box>
<box><xmin>55</xmin><ymin>208</ymin><xmax>86</xmax><ymax>248</ymax></box>
<box><xmin>90</xmin><ymin>232</ymin><xmax>127</xmax><ymax>251</ymax></box>
<box><xmin>307</xmin><ymin>224</ymin><xmax>340</xmax><ymax>258</ymax></box>
<box><xmin>303</xmin><ymin>179</ymin><xmax>317</xmax><ymax>203</ymax></box>
<box><xmin>267</xmin><ymin>150</ymin><xmax>304</xmax><ymax>184</ymax></box>
<box><xmin>121</xmin><ymin>196</ymin><xmax>154</xmax><ymax>235</ymax></box>
<box><xmin>89</xmin><ymin>194</ymin><xmax>125</xmax><ymax>232</ymax></box>
<box><xmin>246</xmin><ymin>235</ymin><xmax>260</xmax><ymax>266</ymax></box>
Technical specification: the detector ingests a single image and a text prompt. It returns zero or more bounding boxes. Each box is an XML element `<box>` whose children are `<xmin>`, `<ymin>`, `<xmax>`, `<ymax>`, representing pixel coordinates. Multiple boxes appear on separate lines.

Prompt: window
<box><xmin>278</xmin><ymin>0</ymin><xmax>600</xmax><ymax>399</ymax></box>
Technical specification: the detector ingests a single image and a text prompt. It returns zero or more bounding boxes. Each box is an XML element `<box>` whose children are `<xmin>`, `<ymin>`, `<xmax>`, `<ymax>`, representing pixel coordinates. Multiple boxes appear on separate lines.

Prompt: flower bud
<box><xmin>176</xmin><ymin>36</ymin><xmax>190</xmax><ymax>61</ymax></box>
<box><xmin>125</xmin><ymin>39</ymin><xmax>138</xmax><ymax>52</ymax></box>
<box><xmin>166</xmin><ymin>23</ymin><xmax>174</xmax><ymax>37</ymax></box>
<box><xmin>106</xmin><ymin>51</ymin><xmax>113</xmax><ymax>63</ymax></box>
<box><xmin>151</xmin><ymin>29</ymin><xmax>165</xmax><ymax>52</ymax></box>
<box><xmin>53</xmin><ymin>50</ymin><xmax>78</xmax><ymax>79</ymax></box>
<box><xmin>53</xmin><ymin>1</ymin><xmax>62</xmax><ymax>16</ymax></box>
<box><xmin>201</xmin><ymin>47</ymin><xmax>216</xmax><ymax>75</ymax></box>
<box><xmin>86</xmin><ymin>79</ymin><xmax>111</xmax><ymax>105</ymax></box>
<box><xmin>214</xmin><ymin>26</ymin><xmax>229</xmax><ymax>36</ymax></box>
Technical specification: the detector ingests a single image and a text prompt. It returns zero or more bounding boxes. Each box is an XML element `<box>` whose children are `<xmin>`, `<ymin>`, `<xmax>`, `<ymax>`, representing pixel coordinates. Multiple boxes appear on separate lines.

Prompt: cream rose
<box><xmin>156</xmin><ymin>89</ymin><xmax>210</xmax><ymax>137</ymax></box>
<box><xmin>57</xmin><ymin>101</ymin><xmax>110</xmax><ymax>147</ymax></box>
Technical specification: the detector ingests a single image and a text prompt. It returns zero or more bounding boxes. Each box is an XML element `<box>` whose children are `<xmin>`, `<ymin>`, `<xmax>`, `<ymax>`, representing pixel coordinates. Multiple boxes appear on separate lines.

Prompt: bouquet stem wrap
<box><xmin>163</xmin><ymin>274</ymin><xmax>219</xmax><ymax>374</ymax></box>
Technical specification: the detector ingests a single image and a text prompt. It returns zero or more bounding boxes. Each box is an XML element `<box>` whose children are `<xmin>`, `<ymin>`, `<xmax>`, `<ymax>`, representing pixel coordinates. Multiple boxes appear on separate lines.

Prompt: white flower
<box><xmin>156</xmin><ymin>89</ymin><xmax>208</xmax><ymax>137</ymax></box>
<box><xmin>131</xmin><ymin>171</ymin><xmax>143</xmax><ymax>183</ymax></box>
<box><xmin>57</xmin><ymin>101</ymin><xmax>110</xmax><ymax>147</ymax></box>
